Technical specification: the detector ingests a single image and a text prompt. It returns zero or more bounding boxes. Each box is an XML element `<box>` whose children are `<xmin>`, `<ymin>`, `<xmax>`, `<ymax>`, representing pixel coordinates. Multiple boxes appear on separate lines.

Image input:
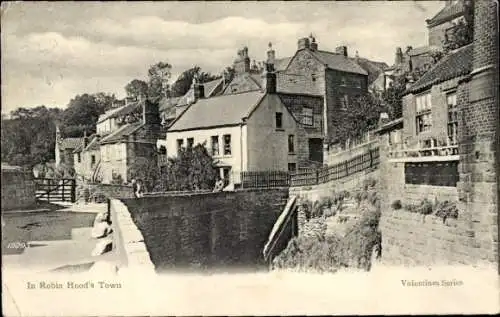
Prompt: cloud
<box><xmin>1</xmin><ymin>1</ymin><xmax>445</xmax><ymax>114</ymax></box>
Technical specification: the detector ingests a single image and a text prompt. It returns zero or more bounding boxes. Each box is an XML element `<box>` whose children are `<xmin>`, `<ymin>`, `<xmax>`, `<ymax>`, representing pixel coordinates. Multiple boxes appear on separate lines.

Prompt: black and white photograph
<box><xmin>1</xmin><ymin>1</ymin><xmax>499</xmax><ymax>315</ymax></box>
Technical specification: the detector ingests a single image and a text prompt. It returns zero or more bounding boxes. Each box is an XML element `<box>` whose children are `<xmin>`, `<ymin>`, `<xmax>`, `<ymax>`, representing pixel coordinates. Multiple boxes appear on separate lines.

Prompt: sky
<box><xmin>1</xmin><ymin>1</ymin><xmax>444</xmax><ymax>114</ymax></box>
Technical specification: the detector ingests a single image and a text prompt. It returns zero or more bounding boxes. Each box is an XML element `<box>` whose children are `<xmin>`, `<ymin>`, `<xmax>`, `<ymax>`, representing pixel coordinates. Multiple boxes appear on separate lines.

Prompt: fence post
<box><xmin>345</xmin><ymin>161</ymin><xmax>349</xmax><ymax>177</ymax></box>
<box><xmin>62</xmin><ymin>181</ymin><xmax>65</xmax><ymax>202</ymax></box>
<box><xmin>315</xmin><ymin>169</ymin><xmax>319</xmax><ymax>185</ymax></box>
<box><xmin>369</xmin><ymin>150</ymin><xmax>373</xmax><ymax>168</ymax></box>
<box><xmin>47</xmin><ymin>179</ymin><xmax>51</xmax><ymax>203</ymax></box>
<box><xmin>71</xmin><ymin>179</ymin><xmax>76</xmax><ymax>202</ymax></box>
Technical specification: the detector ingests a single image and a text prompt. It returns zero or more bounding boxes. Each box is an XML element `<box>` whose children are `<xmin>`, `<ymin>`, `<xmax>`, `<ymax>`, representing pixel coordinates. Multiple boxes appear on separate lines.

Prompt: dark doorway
<box><xmin>308</xmin><ymin>138</ymin><xmax>323</xmax><ymax>163</ymax></box>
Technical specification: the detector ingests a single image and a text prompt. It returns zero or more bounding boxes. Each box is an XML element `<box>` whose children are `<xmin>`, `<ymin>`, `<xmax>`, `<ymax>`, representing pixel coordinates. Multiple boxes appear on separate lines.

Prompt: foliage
<box><xmin>1</xmin><ymin>106</ymin><xmax>62</xmax><ymax>167</ymax></box>
<box><xmin>124</xmin><ymin>79</ymin><xmax>148</xmax><ymax>100</ymax></box>
<box><xmin>60</xmin><ymin>93</ymin><xmax>117</xmax><ymax>137</ymax></box>
<box><xmin>162</xmin><ymin>143</ymin><xmax>218</xmax><ymax>191</ymax></box>
<box><xmin>442</xmin><ymin>1</ymin><xmax>474</xmax><ymax>54</ymax></box>
<box><xmin>110</xmin><ymin>171</ymin><xmax>124</xmax><ymax>185</ymax></box>
<box><xmin>400</xmin><ymin>198</ymin><xmax>458</xmax><ymax>221</ymax></box>
<box><xmin>128</xmin><ymin>153</ymin><xmax>162</xmax><ymax>192</ymax></box>
<box><xmin>170</xmin><ymin>66</ymin><xmax>220</xmax><ymax>97</ymax></box>
<box><xmin>391</xmin><ymin>199</ymin><xmax>402</xmax><ymax>210</ymax></box>
<box><xmin>330</xmin><ymin>93</ymin><xmax>386</xmax><ymax>146</ymax></box>
<box><xmin>147</xmin><ymin>62</ymin><xmax>172</xmax><ymax>100</ymax></box>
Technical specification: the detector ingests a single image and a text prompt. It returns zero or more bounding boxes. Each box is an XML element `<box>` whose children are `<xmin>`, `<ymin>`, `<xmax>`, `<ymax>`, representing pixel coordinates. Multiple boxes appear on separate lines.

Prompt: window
<box><xmin>447</xmin><ymin>93</ymin><xmax>458</xmax><ymax>144</ymax></box>
<box><xmin>187</xmin><ymin>137</ymin><xmax>194</xmax><ymax>148</ymax></box>
<box><xmin>288</xmin><ymin>135</ymin><xmax>295</xmax><ymax>153</ymax></box>
<box><xmin>340</xmin><ymin>95</ymin><xmax>349</xmax><ymax>110</ymax></box>
<box><xmin>275</xmin><ymin>112</ymin><xmax>283</xmax><ymax>129</ymax></box>
<box><xmin>223</xmin><ymin>134</ymin><xmax>231</xmax><ymax>155</ymax></box>
<box><xmin>91</xmin><ymin>155</ymin><xmax>96</xmax><ymax>166</ymax></box>
<box><xmin>311</xmin><ymin>74</ymin><xmax>317</xmax><ymax>82</ymax></box>
<box><xmin>301</xmin><ymin>107</ymin><xmax>314</xmax><ymax>126</ymax></box>
<box><xmin>416</xmin><ymin>92</ymin><xmax>432</xmax><ymax>134</ymax></box>
<box><xmin>340</xmin><ymin>76</ymin><xmax>347</xmax><ymax>86</ymax></box>
<box><xmin>211</xmin><ymin>136</ymin><xmax>219</xmax><ymax>156</ymax></box>
<box><xmin>176</xmin><ymin>139</ymin><xmax>184</xmax><ymax>152</ymax></box>
<box><xmin>288</xmin><ymin>163</ymin><xmax>297</xmax><ymax>172</ymax></box>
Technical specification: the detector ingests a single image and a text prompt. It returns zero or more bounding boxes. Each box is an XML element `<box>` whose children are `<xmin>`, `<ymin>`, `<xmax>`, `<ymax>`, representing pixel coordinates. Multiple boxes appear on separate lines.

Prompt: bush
<box><xmin>362</xmin><ymin>177</ymin><xmax>377</xmax><ymax>190</ymax></box>
<box><xmin>420</xmin><ymin>198</ymin><xmax>434</xmax><ymax>215</ymax></box>
<box><xmin>391</xmin><ymin>199</ymin><xmax>402</xmax><ymax>210</ymax></box>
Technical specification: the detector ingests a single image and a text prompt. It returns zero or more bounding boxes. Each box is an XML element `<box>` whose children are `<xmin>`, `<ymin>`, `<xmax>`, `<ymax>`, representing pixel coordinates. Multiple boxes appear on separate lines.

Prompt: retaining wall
<box><xmin>289</xmin><ymin>168</ymin><xmax>379</xmax><ymax>203</ymax></box>
<box><xmin>112</xmin><ymin>188</ymin><xmax>289</xmax><ymax>272</ymax></box>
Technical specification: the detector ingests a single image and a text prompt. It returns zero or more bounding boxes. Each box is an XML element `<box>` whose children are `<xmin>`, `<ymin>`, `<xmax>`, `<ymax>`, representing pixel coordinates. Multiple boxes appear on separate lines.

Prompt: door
<box><xmin>308</xmin><ymin>138</ymin><xmax>323</xmax><ymax>163</ymax></box>
<box><xmin>222</xmin><ymin>167</ymin><xmax>231</xmax><ymax>186</ymax></box>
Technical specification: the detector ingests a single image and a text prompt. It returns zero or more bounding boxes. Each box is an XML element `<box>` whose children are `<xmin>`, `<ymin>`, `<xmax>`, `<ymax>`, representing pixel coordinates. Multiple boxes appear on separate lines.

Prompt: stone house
<box><xmin>97</xmin><ymin>99</ymin><xmax>162</xmax><ymax>184</ymax></box>
<box><xmin>166</xmin><ymin>71</ymin><xmax>302</xmax><ymax>185</ymax></box>
<box><xmin>54</xmin><ymin>126</ymin><xmax>83</xmax><ymax>169</ymax></box>
<box><xmin>219</xmin><ymin>36</ymin><xmax>389</xmax><ymax>165</ymax></box>
<box><xmin>73</xmin><ymin>132</ymin><xmax>101</xmax><ymax>182</ymax></box>
<box><xmin>378</xmin><ymin>43</ymin><xmax>473</xmax><ymax>205</ymax></box>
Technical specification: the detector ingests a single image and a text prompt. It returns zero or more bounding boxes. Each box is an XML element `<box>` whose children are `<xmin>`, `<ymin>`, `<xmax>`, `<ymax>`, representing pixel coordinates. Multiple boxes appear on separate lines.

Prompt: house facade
<box><xmin>55</xmin><ymin>126</ymin><xmax>83</xmax><ymax>169</ymax></box>
<box><xmin>166</xmin><ymin>72</ymin><xmax>301</xmax><ymax>185</ymax></box>
<box><xmin>73</xmin><ymin>133</ymin><xmax>101</xmax><ymax>181</ymax></box>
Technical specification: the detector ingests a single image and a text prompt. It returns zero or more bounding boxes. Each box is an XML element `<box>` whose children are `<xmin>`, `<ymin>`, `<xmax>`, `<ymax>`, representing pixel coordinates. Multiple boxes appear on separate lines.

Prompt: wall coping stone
<box><xmin>110</xmin><ymin>199</ymin><xmax>156</xmax><ymax>273</ymax></box>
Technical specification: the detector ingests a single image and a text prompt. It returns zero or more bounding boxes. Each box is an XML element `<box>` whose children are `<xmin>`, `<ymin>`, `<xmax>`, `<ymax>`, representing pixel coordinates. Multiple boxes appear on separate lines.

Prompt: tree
<box><xmin>442</xmin><ymin>1</ymin><xmax>474</xmax><ymax>53</ymax></box>
<box><xmin>129</xmin><ymin>154</ymin><xmax>162</xmax><ymax>192</ymax></box>
<box><xmin>1</xmin><ymin>106</ymin><xmax>62</xmax><ymax>167</ymax></box>
<box><xmin>331</xmin><ymin>94</ymin><xmax>386</xmax><ymax>146</ymax></box>
<box><xmin>147</xmin><ymin>62</ymin><xmax>172</xmax><ymax>100</ymax></box>
<box><xmin>163</xmin><ymin>143</ymin><xmax>218</xmax><ymax>191</ymax></box>
<box><xmin>125</xmin><ymin>79</ymin><xmax>148</xmax><ymax>100</ymax></box>
<box><xmin>60</xmin><ymin>93</ymin><xmax>117</xmax><ymax>137</ymax></box>
<box><xmin>170</xmin><ymin>66</ymin><xmax>220</xmax><ymax>97</ymax></box>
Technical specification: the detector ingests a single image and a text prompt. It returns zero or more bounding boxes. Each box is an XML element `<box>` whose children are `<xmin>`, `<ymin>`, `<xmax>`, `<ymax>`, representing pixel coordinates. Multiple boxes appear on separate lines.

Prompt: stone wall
<box><xmin>79</xmin><ymin>182</ymin><xmax>135</xmax><ymax>202</ymax></box>
<box><xmin>118</xmin><ymin>188</ymin><xmax>289</xmax><ymax>272</ymax></box>
<box><xmin>109</xmin><ymin>199</ymin><xmax>156</xmax><ymax>272</ymax></box>
<box><xmin>290</xmin><ymin>168</ymin><xmax>378</xmax><ymax>203</ymax></box>
<box><xmin>380</xmin><ymin>210</ymin><xmax>485</xmax><ymax>265</ymax></box>
<box><xmin>1</xmin><ymin>169</ymin><xmax>36</xmax><ymax>210</ymax></box>
<box><xmin>326</xmin><ymin>140</ymin><xmax>379</xmax><ymax>166</ymax></box>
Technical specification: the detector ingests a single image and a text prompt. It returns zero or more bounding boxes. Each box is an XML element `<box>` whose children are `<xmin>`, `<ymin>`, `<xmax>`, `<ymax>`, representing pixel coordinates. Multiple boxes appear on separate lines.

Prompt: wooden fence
<box><xmin>34</xmin><ymin>178</ymin><xmax>76</xmax><ymax>203</ymax></box>
<box><xmin>241</xmin><ymin>171</ymin><xmax>291</xmax><ymax>188</ymax></box>
<box><xmin>240</xmin><ymin>147</ymin><xmax>379</xmax><ymax>189</ymax></box>
<box><xmin>291</xmin><ymin>147</ymin><xmax>379</xmax><ymax>187</ymax></box>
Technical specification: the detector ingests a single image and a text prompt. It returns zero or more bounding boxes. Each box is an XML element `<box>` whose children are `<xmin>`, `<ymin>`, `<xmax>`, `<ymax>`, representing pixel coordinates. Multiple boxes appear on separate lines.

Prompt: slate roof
<box><xmin>168</xmin><ymin>91</ymin><xmax>265</xmax><ymax>132</ymax></box>
<box><xmin>203</xmin><ymin>78</ymin><xmax>224</xmax><ymax>97</ymax></box>
<box><xmin>274</xmin><ymin>57</ymin><xmax>292</xmax><ymax>72</ymax></box>
<box><xmin>406</xmin><ymin>44</ymin><xmax>473</xmax><ymax>94</ymax></box>
<box><xmin>427</xmin><ymin>0</ymin><xmax>464</xmax><ymax>27</ymax></box>
<box><xmin>311</xmin><ymin>50</ymin><xmax>368</xmax><ymax>75</ymax></box>
<box><xmin>60</xmin><ymin>138</ymin><xmax>83</xmax><ymax>149</ymax></box>
<box><xmin>97</xmin><ymin>101</ymin><xmax>141</xmax><ymax>123</ymax></box>
<box><xmin>99</xmin><ymin>122</ymin><xmax>143</xmax><ymax>145</ymax></box>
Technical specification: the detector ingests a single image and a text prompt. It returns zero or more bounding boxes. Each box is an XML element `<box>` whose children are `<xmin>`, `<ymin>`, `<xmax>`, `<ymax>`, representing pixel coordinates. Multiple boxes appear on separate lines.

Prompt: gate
<box><xmin>34</xmin><ymin>178</ymin><xmax>76</xmax><ymax>203</ymax></box>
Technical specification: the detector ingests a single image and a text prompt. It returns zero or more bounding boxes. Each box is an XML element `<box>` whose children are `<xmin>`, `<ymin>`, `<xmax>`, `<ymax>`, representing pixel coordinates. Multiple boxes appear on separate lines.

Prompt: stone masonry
<box><xmin>456</xmin><ymin>0</ymin><xmax>499</xmax><ymax>267</ymax></box>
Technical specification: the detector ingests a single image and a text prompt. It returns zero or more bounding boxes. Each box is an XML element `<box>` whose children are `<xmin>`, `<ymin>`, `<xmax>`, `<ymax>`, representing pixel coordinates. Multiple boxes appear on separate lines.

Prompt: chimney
<box><xmin>261</xmin><ymin>63</ymin><xmax>276</xmax><ymax>94</ymax></box>
<box><xmin>233</xmin><ymin>46</ymin><xmax>251</xmax><ymax>74</ymax></box>
<box><xmin>335</xmin><ymin>46</ymin><xmax>348</xmax><ymax>57</ymax></box>
<box><xmin>309</xmin><ymin>34</ymin><xmax>318</xmax><ymax>51</ymax></box>
<box><xmin>142</xmin><ymin>99</ymin><xmax>160</xmax><ymax>126</ymax></box>
<box><xmin>83</xmin><ymin>130</ymin><xmax>89</xmax><ymax>148</ymax></box>
<box><xmin>395</xmin><ymin>47</ymin><xmax>403</xmax><ymax>65</ymax></box>
<box><xmin>266</xmin><ymin>42</ymin><xmax>276</xmax><ymax>65</ymax></box>
<box><xmin>194</xmin><ymin>82</ymin><xmax>205</xmax><ymax>100</ymax></box>
<box><xmin>297</xmin><ymin>37</ymin><xmax>310</xmax><ymax>50</ymax></box>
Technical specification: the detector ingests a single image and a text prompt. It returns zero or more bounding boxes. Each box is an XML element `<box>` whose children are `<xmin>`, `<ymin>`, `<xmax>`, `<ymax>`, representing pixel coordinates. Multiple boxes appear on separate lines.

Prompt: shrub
<box><xmin>391</xmin><ymin>199</ymin><xmax>402</xmax><ymax>210</ymax></box>
<box><xmin>434</xmin><ymin>200</ymin><xmax>459</xmax><ymax>221</ymax></box>
<box><xmin>300</xmin><ymin>200</ymin><xmax>313</xmax><ymax>221</ymax></box>
<box><xmin>362</xmin><ymin>177</ymin><xmax>377</xmax><ymax>190</ymax></box>
<box><xmin>420</xmin><ymin>198</ymin><xmax>434</xmax><ymax>215</ymax></box>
